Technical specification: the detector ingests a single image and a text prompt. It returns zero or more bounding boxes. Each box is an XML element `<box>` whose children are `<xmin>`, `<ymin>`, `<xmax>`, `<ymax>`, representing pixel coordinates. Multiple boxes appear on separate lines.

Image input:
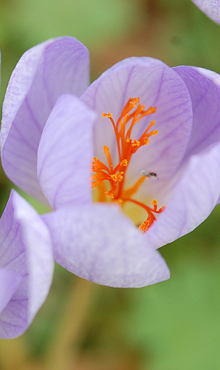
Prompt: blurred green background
<box><xmin>1</xmin><ymin>0</ymin><xmax>220</xmax><ymax>369</ymax></box>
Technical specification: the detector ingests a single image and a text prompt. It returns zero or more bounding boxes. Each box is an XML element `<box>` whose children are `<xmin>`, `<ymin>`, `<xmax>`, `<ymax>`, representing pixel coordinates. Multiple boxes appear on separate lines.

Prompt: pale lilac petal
<box><xmin>82</xmin><ymin>58</ymin><xmax>193</xmax><ymax>211</ymax></box>
<box><xmin>81</xmin><ymin>57</ymin><xmax>193</xmax><ymax>188</ymax></box>
<box><xmin>192</xmin><ymin>0</ymin><xmax>220</xmax><ymax>24</ymax></box>
<box><xmin>145</xmin><ymin>142</ymin><xmax>220</xmax><ymax>249</ymax></box>
<box><xmin>1</xmin><ymin>37</ymin><xmax>89</xmax><ymax>203</ymax></box>
<box><xmin>0</xmin><ymin>269</ymin><xmax>22</xmax><ymax>313</ymax></box>
<box><xmin>0</xmin><ymin>190</ymin><xmax>53</xmax><ymax>339</ymax></box>
<box><xmin>42</xmin><ymin>204</ymin><xmax>170</xmax><ymax>288</ymax></box>
<box><xmin>174</xmin><ymin>66</ymin><xmax>220</xmax><ymax>162</ymax></box>
<box><xmin>195</xmin><ymin>67</ymin><xmax>220</xmax><ymax>88</ymax></box>
<box><xmin>38</xmin><ymin>95</ymin><xmax>96</xmax><ymax>209</ymax></box>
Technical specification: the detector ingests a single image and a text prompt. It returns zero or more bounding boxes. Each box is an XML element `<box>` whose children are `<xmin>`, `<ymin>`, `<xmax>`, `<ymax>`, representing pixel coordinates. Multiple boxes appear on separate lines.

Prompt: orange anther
<box><xmin>120</xmin><ymin>159</ymin><xmax>128</xmax><ymax>167</ymax></box>
<box><xmin>131</xmin><ymin>140</ymin><xmax>140</xmax><ymax>147</ymax></box>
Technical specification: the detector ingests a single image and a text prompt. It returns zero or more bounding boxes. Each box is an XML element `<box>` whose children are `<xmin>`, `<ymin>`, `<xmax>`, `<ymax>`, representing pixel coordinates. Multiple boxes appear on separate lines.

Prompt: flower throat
<box><xmin>91</xmin><ymin>97</ymin><xmax>165</xmax><ymax>232</ymax></box>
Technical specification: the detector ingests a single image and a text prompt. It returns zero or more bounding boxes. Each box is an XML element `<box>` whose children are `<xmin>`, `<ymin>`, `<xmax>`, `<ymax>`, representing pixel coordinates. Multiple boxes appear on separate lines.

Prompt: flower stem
<box><xmin>44</xmin><ymin>276</ymin><xmax>97</xmax><ymax>370</ymax></box>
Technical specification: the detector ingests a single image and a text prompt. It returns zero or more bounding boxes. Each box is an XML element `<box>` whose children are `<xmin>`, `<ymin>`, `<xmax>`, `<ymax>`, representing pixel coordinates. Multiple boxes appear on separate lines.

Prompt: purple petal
<box><xmin>81</xmin><ymin>57</ymin><xmax>193</xmax><ymax>187</ymax></box>
<box><xmin>192</xmin><ymin>0</ymin><xmax>220</xmax><ymax>24</ymax></box>
<box><xmin>146</xmin><ymin>142</ymin><xmax>220</xmax><ymax>249</ymax></box>
<box><xmin>194</xmin><ymin>67</ymin><xmax>220</xmax><ymax>87</ymax></box>
<box><xmin>0</xmin><ymin>269</ymin><xmax>22</xmax><ymax>313</ymax></box>
<box><xmin>1</xmin><ymin>37</ymin><xmax>89</xmax><ymax>203</ymax></box>
<box><xmin>42</xmin><ymin>204</ymin><xmax>170</xmax><ymax>288</ymax></box>
<box><xmin>0</xmin><ymin>190</ymin><xmax>53</xmax><ymax>339</ymax></box>
<box><xmin>37</xmin><ymin>94</ymin><xmax>96</xmax><ymax>209</ymax></box>
<box><xmin>174</xmin><ymin>66</ymin><xmax>220</xmax><ymax>162</ymax></box>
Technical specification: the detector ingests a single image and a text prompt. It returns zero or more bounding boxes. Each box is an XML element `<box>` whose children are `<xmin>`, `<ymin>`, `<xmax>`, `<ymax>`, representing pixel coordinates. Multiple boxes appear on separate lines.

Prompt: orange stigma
<box><xmin>91</xmin><ymin>97</ymin><xmax>165</xmax><ymax>232</ymax></box>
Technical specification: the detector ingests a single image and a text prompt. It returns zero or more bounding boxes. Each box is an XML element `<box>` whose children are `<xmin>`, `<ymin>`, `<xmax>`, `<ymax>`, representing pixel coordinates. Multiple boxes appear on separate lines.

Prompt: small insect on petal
<box><xmin>140</xmin><ymin>169</ymin><xmax>157</xmax><ymax>178</ymax></box>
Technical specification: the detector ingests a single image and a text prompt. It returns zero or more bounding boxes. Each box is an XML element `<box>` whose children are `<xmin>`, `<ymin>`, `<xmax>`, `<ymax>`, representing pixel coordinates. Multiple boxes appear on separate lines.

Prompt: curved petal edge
<box><xmin>0</xmin><ymin>190</ymin><xmax>54</xmax><ymax>338</ymax></box>
<box><xmin>42</xmin><ymin>204</ymin><xmax>170</xmax><ymax>288</ymax></box>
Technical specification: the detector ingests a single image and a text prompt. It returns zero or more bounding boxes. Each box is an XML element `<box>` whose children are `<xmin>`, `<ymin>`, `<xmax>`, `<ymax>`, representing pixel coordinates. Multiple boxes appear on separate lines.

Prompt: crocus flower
<box><xmin>0</xmin><ymin>190</ymin><xmax>53</xmax><ymax>338</ymax></box>
<box><xmin>2</xmin><ymin>37</ymin><xmax>220</xmax><ymax>288</ymax></box>
<box><xmin>192</xmin><ymin>0</ymin><xmax>220</xmax><ymax>24</ymax></box>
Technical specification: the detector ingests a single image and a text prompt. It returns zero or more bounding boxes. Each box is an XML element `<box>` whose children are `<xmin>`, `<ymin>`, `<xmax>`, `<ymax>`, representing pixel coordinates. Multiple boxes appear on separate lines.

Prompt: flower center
<box><xmin>91</xmin><ymin>97</ymin><xmax>165</xmax><ymax>232</ymax></box>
